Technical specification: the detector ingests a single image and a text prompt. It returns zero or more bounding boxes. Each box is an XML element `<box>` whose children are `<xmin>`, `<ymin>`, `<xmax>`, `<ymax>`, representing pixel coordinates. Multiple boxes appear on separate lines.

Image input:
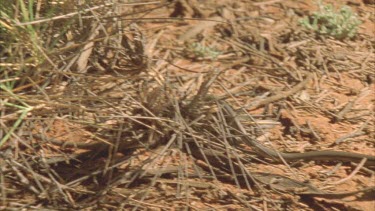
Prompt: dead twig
<box><xmin>245</xmin><ymin>73</ymin><xmax>313</xmax><ymax>110</ymax></box>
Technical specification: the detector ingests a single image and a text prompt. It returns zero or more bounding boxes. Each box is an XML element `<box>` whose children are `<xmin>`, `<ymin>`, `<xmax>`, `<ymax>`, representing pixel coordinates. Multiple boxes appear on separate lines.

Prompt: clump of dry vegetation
<box><xmin>0</xmin><ymin>0</ymin><xmax>374</xmax><ymax>210</ymax></box>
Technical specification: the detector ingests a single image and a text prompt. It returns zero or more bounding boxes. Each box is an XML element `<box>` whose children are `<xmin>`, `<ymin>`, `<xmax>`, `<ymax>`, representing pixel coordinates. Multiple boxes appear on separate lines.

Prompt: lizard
<box><xmin>220</xmin><ymin>101</ymin><xmax>375</xmax><ymax>168</ymax></box>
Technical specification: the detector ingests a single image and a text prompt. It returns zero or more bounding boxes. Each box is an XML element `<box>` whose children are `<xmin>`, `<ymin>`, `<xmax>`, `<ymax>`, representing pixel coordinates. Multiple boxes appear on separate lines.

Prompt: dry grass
<box><xmin>1</xmin><ymin>0</ymin><xmax>374</xmax><ymax>210</ymax></box>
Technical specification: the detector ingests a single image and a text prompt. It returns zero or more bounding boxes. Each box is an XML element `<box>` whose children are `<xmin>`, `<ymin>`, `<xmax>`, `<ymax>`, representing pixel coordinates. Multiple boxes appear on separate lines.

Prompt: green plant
<box><xmin>188</xmin><ymin>43</ymin><xmax>221</xmax><ymax>59</ymax></box>
<box><xmin>299</xmin><ymin>1</ymin><xmax>361</xmax><ymax>39</ymax></box>
<box><xmin>0</xmin><ymin>0</ymin><xmax>47</xmax><ymax>146</ymax></box>
<box><xmin>0</xmin><ymin>84</ymin><xmax>35</xmax><ymax>147</ymax></box>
